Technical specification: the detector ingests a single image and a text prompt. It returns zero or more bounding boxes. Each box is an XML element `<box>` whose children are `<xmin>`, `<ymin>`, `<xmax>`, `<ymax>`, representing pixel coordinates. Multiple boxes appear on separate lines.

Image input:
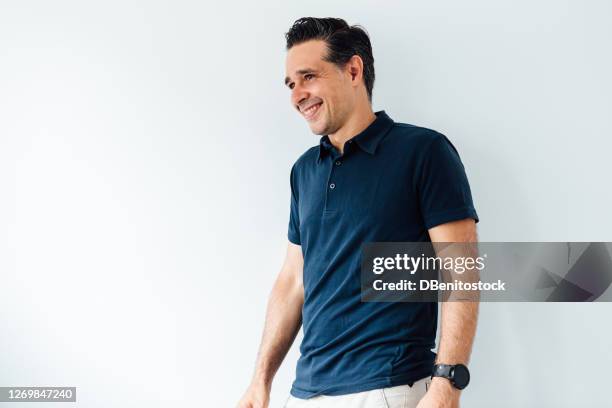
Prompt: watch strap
<box><xmin>431</xmin><ymin>364</ymin><xmax>454</xmax><ymax>379</ymax></box>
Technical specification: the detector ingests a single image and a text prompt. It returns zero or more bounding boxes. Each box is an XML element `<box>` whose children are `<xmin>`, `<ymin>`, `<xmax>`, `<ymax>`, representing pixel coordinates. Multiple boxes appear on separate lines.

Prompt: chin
<box><xmin>310</xmin><ymin>127</ymin><xmax>327</xmax><ymax>136</ymax></box>
<box><xmin>308</xmin><ymin>120</ymin><xmax>328</xmax><ymax>136</ymax></box>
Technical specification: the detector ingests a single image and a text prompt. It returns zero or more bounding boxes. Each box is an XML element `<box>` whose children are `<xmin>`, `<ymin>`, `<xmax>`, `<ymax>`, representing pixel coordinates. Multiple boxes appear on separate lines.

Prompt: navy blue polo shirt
<box><xmin>287</xmin><ymin>110</ymin><xmax>479</xmax><ymax>398</ymax></box>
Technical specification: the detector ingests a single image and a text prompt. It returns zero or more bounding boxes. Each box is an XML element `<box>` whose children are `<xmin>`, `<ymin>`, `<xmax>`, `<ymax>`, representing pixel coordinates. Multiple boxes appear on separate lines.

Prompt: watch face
<box><xmin>452</xmin><ymin>365</ymin><xmax>470</xmax><ymax>390</ymax></box>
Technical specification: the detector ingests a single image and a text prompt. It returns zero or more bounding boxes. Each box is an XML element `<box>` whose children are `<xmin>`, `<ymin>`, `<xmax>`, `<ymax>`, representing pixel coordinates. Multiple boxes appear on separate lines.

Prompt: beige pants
<box><xmin>284</xmin><ymin>377</ymin><xmax>432</xmax><ymax>408</ymax></box>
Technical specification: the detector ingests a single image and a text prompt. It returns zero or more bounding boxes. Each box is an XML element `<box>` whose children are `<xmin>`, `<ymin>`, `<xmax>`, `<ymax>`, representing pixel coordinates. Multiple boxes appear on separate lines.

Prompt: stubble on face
<box><xmin>285</xmin><ymin>40</ymin><xmax>352</xmax><ymax>137</ymax></box>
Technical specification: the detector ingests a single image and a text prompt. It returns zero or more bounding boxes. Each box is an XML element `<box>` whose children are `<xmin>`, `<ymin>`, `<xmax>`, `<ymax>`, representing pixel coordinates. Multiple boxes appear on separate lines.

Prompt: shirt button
<box><xmin>329</xmin><ymin>183</ymin><xmax>336</xmax><ymax>189</ymax></box>
<box><xmin>335</xmin><ymin>160</ymin><xmax>342</xmax><ymax>166</ymax></box>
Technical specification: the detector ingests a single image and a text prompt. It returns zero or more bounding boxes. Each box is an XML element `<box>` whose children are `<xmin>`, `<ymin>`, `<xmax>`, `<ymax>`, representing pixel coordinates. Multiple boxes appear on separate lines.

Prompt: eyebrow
<box><xmin>284</xmin><ymin>68</ymin><xmax>317</xmax><ymax>86</ymax></box>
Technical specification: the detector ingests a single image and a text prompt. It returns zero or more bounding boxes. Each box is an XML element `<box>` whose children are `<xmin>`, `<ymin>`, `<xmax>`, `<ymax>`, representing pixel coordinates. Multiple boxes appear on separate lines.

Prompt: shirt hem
<box><xmin>424</xmin><ymin>207</ymin><xmax>479</xmax><ymax>230</ymax></box>
<box><xmin>289</xmin><ymin>368</ymin><xmax>432</xmax><ymax>399</ymax></box>
<box><xmin>288</xmin><ymin>232</ymin><xmax>301</xmax><ymax>245</ymax></box>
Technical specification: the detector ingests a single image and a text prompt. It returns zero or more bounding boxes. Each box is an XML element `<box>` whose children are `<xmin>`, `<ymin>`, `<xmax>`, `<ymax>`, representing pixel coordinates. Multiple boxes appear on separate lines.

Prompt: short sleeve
<box><xmin>288</xmin><ymin>164</ymin><xmax>301</xmax><ymax>245</ymax></box>
<box><xmin>416</xmin><ymin>133</ymin><xmax>479</xmax><ymax>229</ymax></box>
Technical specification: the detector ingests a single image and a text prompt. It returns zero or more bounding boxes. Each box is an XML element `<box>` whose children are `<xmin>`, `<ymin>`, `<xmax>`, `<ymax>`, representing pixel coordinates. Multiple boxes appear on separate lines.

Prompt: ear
<box><xmin>347</xmin><ymin>55</ymin><xmax>364</xmax><ymax>84</ymax></box>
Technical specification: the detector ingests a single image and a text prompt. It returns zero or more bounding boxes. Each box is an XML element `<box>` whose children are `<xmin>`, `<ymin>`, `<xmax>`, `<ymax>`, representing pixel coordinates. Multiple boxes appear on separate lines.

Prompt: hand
<box><xmin>236</xmin><ymin>381</ymin><xmax>270</xmax><ymax>408</ymax></box>
<box><xmin>416</xmin><ymin>377</ymin><xmax>460</xmax><ymax>408</ymax></box>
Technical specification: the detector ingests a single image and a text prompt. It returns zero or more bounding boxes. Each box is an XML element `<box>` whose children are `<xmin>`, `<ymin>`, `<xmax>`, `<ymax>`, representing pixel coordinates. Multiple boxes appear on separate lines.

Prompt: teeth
<box><xmin>304</xmin><ymin>103</ymin><xmax>320</xmax><ymax>115</ymax></box>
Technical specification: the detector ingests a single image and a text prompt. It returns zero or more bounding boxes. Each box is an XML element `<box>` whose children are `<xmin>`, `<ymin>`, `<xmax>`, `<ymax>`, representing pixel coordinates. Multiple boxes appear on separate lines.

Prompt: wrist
<box><xmin>429</xmin><ymin>377</ymin><xmax>460</xmax><ymax>398</ymax></box>
<box><xmin>251</xmin><ymin>374</ymin><xmax>273</xmax><ymax>391</ymax></box>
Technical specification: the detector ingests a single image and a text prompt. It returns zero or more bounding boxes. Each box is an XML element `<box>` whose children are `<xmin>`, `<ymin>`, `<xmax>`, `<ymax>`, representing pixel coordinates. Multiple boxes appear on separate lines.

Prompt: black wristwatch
<box><xmin>431</xmin><ymin>364</ymin><xmax>470</xmax><ymax>390</ymax></box>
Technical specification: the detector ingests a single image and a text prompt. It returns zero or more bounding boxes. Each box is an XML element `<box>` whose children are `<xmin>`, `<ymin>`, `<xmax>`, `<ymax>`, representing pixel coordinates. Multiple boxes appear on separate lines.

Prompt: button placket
<box><xmin>328</xmin><ymin>160</ymin><xmax>337</xmax><ymax>192</ymax></box>
<box><xmin>324</xmin><ymin>153</ymin><xmax>344</xmax><ymax>212</ymax></box>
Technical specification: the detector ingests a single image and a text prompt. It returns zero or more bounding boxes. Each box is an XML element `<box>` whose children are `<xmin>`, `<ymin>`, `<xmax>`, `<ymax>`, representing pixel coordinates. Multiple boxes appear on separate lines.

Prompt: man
<box><xmin>238</xmin><ymin>17</ymin><xmax>479</xmax><ymax>408</ymax></box>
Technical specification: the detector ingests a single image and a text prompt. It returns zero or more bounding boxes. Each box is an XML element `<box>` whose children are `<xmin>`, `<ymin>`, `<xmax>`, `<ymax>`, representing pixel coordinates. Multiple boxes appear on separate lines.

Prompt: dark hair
<box><xmin>285</xmin><ymin>17</ymin><xmax>375</xmax><ymax>102</ymax></box>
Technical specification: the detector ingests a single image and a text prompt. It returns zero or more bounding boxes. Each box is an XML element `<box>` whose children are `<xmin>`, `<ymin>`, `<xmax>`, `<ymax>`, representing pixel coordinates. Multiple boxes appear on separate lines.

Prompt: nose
<box><xmin>291</xmin><ymin>83</ymin><xmax>309</xmax><ymax>111</ymax></box>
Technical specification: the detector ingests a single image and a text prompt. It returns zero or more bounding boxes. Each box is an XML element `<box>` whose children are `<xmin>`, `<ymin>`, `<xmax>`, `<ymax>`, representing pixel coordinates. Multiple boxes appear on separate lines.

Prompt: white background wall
<box><xmin>1</xmin><ymin>1</ymin><xmax>611</xmax><ymax>407</ymax></box>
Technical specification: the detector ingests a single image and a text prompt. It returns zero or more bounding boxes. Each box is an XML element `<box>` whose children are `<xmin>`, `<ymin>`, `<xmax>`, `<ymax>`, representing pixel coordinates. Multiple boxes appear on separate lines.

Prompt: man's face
<box><xmin>285</xmin><ymin>40</ymin><xmax>354</xmax><ymax>136</ymax></box>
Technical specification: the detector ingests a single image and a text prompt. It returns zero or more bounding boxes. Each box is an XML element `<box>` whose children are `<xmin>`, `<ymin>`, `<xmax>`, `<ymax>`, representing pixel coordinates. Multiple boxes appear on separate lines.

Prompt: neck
<box><xmin>328</xmin><ymin>102</ymin><xmax>376</xmax><ymax>153</ymax></box>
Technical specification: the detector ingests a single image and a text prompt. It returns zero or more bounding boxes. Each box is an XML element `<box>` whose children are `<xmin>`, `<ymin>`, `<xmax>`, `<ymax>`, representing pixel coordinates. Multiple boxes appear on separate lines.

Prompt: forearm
<box><xmin>251</xmin><ymin>271</ymin><xmax>303</xmax><ymax>388</ymax></box>
<box><xmin>436</xmin><ymin>300</ymin><xmax>478</xmax><ymax>365</ymax></box>
<box><xmin>430</xmin><ymin>219</ymin><xmax>479</xmax><ymax>365</ymax></box>
<box><xmin>426</xmin><ymin>219</ymin><xmax>479</xmax><ymax>403</ymax></box>
<box><xmin>426</xmin><ymin>300</ymin><xmax>478</xmax><ymax>403</ymax></box>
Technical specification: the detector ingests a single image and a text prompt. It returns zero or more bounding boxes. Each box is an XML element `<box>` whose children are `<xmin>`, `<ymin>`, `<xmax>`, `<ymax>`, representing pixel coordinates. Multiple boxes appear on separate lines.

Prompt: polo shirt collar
<box><xmin>318</xmin><ymin>110</ymin><xmax>394</xmax><ymax>161</ymax></box>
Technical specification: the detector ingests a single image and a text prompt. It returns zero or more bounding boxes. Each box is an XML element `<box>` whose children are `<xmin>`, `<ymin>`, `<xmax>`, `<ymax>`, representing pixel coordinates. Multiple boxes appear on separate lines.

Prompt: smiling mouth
<box><xmin>302</xmin><ymin>102</ymin><xmax>322</xmax><ymax>120</ymax></box>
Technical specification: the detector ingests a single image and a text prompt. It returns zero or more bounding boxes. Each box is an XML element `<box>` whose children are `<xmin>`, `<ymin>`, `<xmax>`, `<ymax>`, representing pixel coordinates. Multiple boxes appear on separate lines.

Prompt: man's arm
<box><xmin>418</xmin><ymin>218</ymin><xmax>479</xmax><ymax>408</ymax></box>
<box><xmin>237</xmin><ymin>242</ymin><xmax>304</xmax><ymax>408</ymax></box>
